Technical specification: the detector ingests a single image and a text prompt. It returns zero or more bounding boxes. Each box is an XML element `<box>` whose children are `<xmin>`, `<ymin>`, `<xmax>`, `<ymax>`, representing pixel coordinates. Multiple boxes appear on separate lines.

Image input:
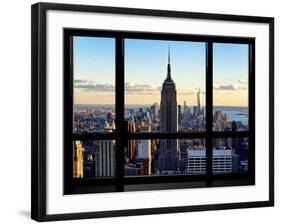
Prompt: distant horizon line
<box><xmin>74</xmin><ymin>103</ymin><xmax>248</xmax><ymax>108</ymax></box>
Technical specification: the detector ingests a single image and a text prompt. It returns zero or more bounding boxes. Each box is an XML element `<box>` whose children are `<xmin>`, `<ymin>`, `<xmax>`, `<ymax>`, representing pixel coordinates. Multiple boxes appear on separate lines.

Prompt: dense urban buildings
<box><xmin>72</xmin><ymin>49</ymin><xmax>249</xmax><ymax>179</ymax></box>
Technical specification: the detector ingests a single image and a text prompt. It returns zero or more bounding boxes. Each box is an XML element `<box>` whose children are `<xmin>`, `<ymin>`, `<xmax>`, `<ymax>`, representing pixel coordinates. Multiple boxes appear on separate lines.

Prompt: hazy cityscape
<box><xmin>73</xmin><ymin>102</ymin><xmax>249</xmax><ymax>178</ymax></box>
<box><xmin>72</xmin><ymin>45</ymin><xmax>249</xmax><ymax>179</ymax></box>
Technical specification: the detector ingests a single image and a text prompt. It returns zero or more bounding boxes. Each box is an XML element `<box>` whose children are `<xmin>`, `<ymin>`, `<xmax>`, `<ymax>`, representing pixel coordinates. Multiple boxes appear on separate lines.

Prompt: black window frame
<box><xmin>64</xmin><ymin>28</ymin><xmax>255</xmax><ymax>195</ymax></box>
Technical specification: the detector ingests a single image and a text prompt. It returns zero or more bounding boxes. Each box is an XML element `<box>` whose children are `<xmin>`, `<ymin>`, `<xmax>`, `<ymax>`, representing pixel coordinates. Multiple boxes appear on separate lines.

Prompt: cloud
<box><xmin>74</xmin><ymin>80</ymin><xmax>160</xmax><ymax>94</ymax></box>
<box><xmin>214</xmin><ymin>83</ymin><xmax>248</xmax><ymax>91</ymax></box>
<box><xmin>74</xmin><ymin>80</ymin><xmax>114</xmax><ymax>92</ymax></box>
<box><xmin>214</xmin><ymin>84</ymin><xmax>237</xmax><ymax>91</ymax></box>
<box><xmin>238</xmin><ymin>79</ymin><xmax>248</xmax><ymax>84</ymax></box>
<box><xmin>74</xmin><ymin>79</ymin><xmax>95</xmax><ymax>84</ymax></box>
<box><xmin>125</xmin><ymin>82</ymin><xmax>160</xmax><ymax>95</ymax></box>
<box><xmin>75</xmin><ymin>80</ymin><xmax>209</xmax><ymax>95</ymax></box>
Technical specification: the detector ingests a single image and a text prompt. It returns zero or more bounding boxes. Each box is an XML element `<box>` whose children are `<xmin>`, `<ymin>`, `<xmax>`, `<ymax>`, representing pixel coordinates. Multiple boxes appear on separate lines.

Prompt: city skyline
<box><xmin>73</xmin><ymin>47</ymin><xmax>249</xmax><ymax>178</ymax></box>
<box><xmin>73</xmin><ymin>36</ymin><xmax>248</xmax><ymax>106</ymax></box>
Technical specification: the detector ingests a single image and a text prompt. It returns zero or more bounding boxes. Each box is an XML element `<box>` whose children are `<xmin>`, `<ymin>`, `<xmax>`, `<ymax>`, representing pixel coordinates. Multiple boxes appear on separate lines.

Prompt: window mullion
<box><xmin>211</xmin><ymin>131</ymin><xmax>250</xmax><ymax>138</ymax></box>
<box><xmin>248</xmin><ymin>41</ymin><xmax>255</xmax><ymax>184</ymax></box>
<box><xmin>64</xmin><ymin>33</ymin><xmax>73</xmax><ymax>194</ymax></box>
<box><xmin>115</xmin><ymin>36</ymin><xmax>125</xmax><ymax>191</ymax></box>
<box><xmin>206</xmin><ymin>41</ymin><xmax>213</xmax><ymax>186</ymax></box>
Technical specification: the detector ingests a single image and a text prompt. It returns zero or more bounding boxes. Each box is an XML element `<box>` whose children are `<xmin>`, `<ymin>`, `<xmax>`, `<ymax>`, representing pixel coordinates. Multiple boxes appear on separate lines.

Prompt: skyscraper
<box><xmin>178</xmin><ymin>105</ymin><xmax>182</xmax><ymax>125</ymax></box>
<box><xmin>135</xmin><ymin>113</ymin><xmax>152</xmax><ymax>175</ymax></box>
<box><xmin>136</xmin><ymin>139</ymin><xmax>152</xmax><ymax>175</ymax></box>
<box><xmin>183</xmin><ymin>100</ymin><xmax>187</xmax><ymax>112</ymax></box>
<box><xmin>197</xmin><ymin>89</ymin><xmax>201</xmax><ymax>111</ymax></box>
<box><xmin>95</xmin><ymin>140</ymin><xmax>116</xmax><ymax>177</ymax></box>
<box><xmin>150</xmin><ymin>102</ymin><xmax>159</xmax><ymax>122</ymax></box>
<box><xmin>73</xmin><ymin>141</ymin><xmax>83</xmax><ymax>178</ymax></box>
<box><xmin>127</xmin><ymin>112</ymin><xmax>136</xmax><ymax>162</ymax></box>
<box><xmin>158</xmin><ymin>48</ymin><xmax>178</xmax><ymax>172</ymax></box>
<box><xmin>187</xmin><ymin>147</ymin><xmax>232</xmax><ymax>174</ymax></box>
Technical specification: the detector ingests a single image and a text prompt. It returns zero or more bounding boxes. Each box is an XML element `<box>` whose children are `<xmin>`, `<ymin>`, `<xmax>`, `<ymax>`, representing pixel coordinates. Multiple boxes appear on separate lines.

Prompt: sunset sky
<box><xmin>73</xmin><ymin>36</ymin><xmax>248</xmax><ymax>107</ymax></box>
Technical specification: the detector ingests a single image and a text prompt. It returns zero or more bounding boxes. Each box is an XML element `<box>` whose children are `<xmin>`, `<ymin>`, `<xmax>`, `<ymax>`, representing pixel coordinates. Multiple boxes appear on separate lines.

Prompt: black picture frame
<box><xmin>31</xmin><ymin>2</ymin><xmax>274</xmax><ymax>222</ymax></box>
<box><xmin>64</xmin><ymin>28</ymin><xmax>255</xmax><ymax>195</ymax></box>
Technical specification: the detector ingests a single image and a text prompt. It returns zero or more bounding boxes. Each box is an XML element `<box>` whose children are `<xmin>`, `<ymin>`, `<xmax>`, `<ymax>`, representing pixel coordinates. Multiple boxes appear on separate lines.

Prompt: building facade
<box><xmin>158</xmin><ymin>49</ymin><xmax>178</xmax><ymax>172</ymax></box>
<box><xmin>73</xmin><ymin>140</ymin><xmax>84</xmax><ymax>178</ymax></box>
<box><xmin>95</xmin><ymin>140</ymin><xmax>116</xmax><ymax>177</ymax></box>
<box><xmin>187</xmin><ymin>148</ymin><xmax>232</xmax><ymax>174</ymax></box>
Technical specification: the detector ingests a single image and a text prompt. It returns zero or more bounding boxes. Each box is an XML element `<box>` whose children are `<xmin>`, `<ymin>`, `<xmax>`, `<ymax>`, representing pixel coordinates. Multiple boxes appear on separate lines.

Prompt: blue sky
<box><xmin>73</xmin><ymin>36</ymin><xmax>248</xmax><ymax>106</ymax></box>
<box><xmin>73</xmin><ymin>36</ymin><xmax>115</xmax><ymax>84</ymax></box>
<box><xmin>213</xmin><ymin>43</ymin><xmax>248</xmax><ymax>85</ymax></box>
<box><xmin>213</xmin><ymin>43</ymin><xmax>248</xmax><ymax>106</ymax></box>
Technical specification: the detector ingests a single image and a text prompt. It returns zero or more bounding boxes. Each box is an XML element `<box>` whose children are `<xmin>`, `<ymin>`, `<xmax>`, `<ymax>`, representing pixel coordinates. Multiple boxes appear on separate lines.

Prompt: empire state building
<box><xmin>158</xmin><ymin>48</ymin><xmax>178</xmax><ymax>172</ymax></box>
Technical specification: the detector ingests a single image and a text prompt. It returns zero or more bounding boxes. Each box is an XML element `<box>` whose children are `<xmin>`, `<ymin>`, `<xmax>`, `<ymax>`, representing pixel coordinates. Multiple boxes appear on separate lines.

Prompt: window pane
<box><xmin>213</xmin><ymin>43</ymin><xmax>249</xmax><ymax>131</ymax></box>
<box><xmin>124</xmin><ymin>138</ymin><xmax>206</xmax><ymax>176</ymax></box>
<box><xmin>212</xmin><ymin>138</ymin><xmax>249</xmax><ymax>173</ymax></box>
<box><xmin>125</xmin><ymin>39</ymin><xmax>206</xmax><ymax>133</ymax></box>
<box><xmin>73</xmin><ymin>36</ymin><xmax>115</xmax><ymax>133</ymax></box>
<box><xmin>73</xmin><ymin>140</ymin><xmax>116</xmax><ymax>179</ymax></box>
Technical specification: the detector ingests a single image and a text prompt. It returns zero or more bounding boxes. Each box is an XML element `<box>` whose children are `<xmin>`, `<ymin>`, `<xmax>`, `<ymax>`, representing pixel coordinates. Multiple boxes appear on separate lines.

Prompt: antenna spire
<box><xmin>166</xmin><ymin>46</ymin><xmax>172</xmax><ymax>81</ymax></box>
<box><xmin>168</xmin><ymin>46</ymin><xmax>170</xmax><ymax>64</ymax></box>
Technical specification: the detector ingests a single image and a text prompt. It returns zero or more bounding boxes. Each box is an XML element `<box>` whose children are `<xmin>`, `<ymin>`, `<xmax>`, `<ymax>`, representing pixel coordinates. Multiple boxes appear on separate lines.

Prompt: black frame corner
<box><xmin>31</xmin><ymin>2</ymin><xmax>274</xmax><ymax>222</ymax></box>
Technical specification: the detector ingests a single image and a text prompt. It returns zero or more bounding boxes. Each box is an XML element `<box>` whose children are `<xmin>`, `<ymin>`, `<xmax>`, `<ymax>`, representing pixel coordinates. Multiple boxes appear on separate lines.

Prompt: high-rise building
<box><xmin>83</xmin><ymin>152</ymin><xmax>94</xmax><ymax>178</ymax></box>
<box><xmin>95</xmin><ymin>140</ymin><xmax>116</xmax><ymax>177</ymax></box>
<box><xmin>232</xmin><ymin>153</ymin><xmax>240</xmax><ymax>171</ymax></box>
<box><xmin>193</xmin><ymin>105</ymin><xmax>199</xmax><ymax>117</ymax></box>
<box><xmin>212</xmin><ymin>148</ymin><xmax>232</xmax><ymax>173</ymax></box>
<box><xmin>187</xmin><ymin>149</ymin><xmax>206</xmax><ymax>174</ymax></box>
<box><xmin>82</xmin><ymin>140</ymin><xmax>95</xmax><ymax>178</ymax></box>
<box><xmin>232</xmin><ymin>121</ymin><xmax>238</xmax><ymax>149</ymax></box>
<box><xmin>136</xmin><ymin>140</ymin><xmax>152</xmax><ymax>175</ymax></box>
<box><xmin>183</xmin><ymin>100</ymin><xmax>187</xmax><ymax>112</ymax></box>
<box><xmin>178</xmin><ymin>105</ymin><xmax>182</xmax><ymax>125</ymax></box>
<box><xmin>127</xmin><ymin>113</ymin><xmax>136</xmax><ymax>162</ymax></box>
<box><xmin>151</xmin><ymin>102</ymin><xmax>159</xmax><ymax>122</ymax></box>
<box><xmin>135</xmin><ymin>117</ymin><xmax>152</xmax><ymax>175</ymax></box>
<box><xmin>158</xmin><ymin>48</ymin><xmax>178</xmax><ymax>172</ymax></box>
<box><xmin>214</xmin><ymin>111</ymin><xmax>223</xmax><ymax>122</ymax></box>
<box><xmin>197</xmin><ymin>89</ymin><xmax>201</xmax><ymax>112</ymax></box>
<box><xmin>73</xmin><ymin>141</ymin><xmax>84</xmax><ymax>178</ymax></box>
<box><xmin>187</xmin><ymin>147</ymin><xmax>232</xmax><ymax>174</ymax></box>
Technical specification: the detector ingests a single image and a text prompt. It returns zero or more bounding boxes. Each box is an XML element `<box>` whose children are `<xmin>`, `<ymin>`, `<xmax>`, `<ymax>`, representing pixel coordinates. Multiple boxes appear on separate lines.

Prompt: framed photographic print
<box><xmin>31</xmin><ymin>2</ymin><xmax>274</xmax><ymax>222</ymax></box>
